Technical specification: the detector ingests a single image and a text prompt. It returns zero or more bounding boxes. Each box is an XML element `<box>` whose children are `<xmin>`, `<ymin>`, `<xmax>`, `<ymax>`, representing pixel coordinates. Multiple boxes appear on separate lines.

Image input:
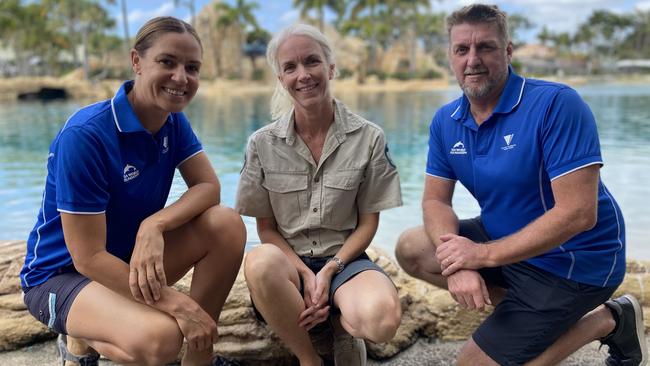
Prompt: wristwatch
<box><xmin>328</xmin><ymin>256</ymin><xmax>345</xmax><ymax>274</ymax></box>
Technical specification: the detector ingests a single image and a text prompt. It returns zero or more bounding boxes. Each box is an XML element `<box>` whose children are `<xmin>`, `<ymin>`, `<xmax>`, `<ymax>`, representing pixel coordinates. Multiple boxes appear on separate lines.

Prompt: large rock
<box><xmin>2</xmin><ymin>240</ymin><xmax>650</xmax><ymax>363</ymax></box>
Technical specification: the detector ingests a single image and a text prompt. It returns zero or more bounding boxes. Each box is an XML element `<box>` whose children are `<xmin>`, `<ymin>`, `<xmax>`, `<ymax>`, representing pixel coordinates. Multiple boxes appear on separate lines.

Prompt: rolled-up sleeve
<box><xmin>235</xmin><ymin>135</ymin><xmax>274</xmax><ymax>217</ymax></box>
<box><xmin>357</xmin><ymin>131</ymin><xmax>402</xmax><ymax>213</ymax></box>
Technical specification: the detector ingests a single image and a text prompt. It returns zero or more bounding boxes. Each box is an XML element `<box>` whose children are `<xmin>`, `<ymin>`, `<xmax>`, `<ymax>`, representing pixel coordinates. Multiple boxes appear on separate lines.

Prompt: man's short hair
<box><xmin>446</xmin><ymin>4</ymin><xmax>510</xmax><ymax>45</ymax></box>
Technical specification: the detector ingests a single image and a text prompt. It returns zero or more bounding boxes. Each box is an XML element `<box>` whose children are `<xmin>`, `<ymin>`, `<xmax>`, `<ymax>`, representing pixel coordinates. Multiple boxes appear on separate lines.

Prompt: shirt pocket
<box><xmin>323</xmin><ymin>168</ymin><xmax>364</xmax><ymax>230</ymax></box>
<box><xmin>263</xmin><ymin>172</ymin><xmax>309</xmax><ymax>231</ymax></box>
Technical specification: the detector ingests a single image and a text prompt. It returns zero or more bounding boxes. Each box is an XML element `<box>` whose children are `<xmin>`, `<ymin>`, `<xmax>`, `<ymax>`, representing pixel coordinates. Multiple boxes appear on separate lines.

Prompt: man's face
<box><xmin>448</xmin><ymin>22</ymin><xmax>512</xmax><ymax>102</ymax></box>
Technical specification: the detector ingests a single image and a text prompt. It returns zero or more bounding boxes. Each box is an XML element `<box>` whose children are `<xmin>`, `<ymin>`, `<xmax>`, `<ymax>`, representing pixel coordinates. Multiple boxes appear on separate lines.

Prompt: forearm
<box><xmin>486</xmin><ymin>206</ymin><xmax>594</xmax><ymax>267</ymax></box>
<box><xmin>75</xmin><ymin>250</ymin><xmax>190</xmax><ymax>316</ymax></box>
<box><xmin>143</xmin><ymin>181</ymin><xmax>220</xmax><ymax>232</ymax></box>
<box><xmin>423</xmin><ymin>198</ymin><xmax>459</xmax><ymax>248</ymax></box>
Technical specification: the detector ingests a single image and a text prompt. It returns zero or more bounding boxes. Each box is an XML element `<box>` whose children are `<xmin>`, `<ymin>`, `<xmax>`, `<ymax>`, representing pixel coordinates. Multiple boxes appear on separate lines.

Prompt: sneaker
<box><xmin>57</xmin><ymin>334</ymin><xmax>100</xmax><ymax>366</ymax></box>
<box><xmin>601</xmin><ymin>294</ymin><xmax>648</xmax><ymax>366</ymax></box>
<box><xmin>333</xmin><ymin>332</ymin><xmax>367</xmax><ymax>366</ymax></box>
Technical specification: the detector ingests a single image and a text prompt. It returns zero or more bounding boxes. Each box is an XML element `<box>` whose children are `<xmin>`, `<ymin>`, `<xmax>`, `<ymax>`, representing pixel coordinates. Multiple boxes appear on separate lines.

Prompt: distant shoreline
<box><xmin>2</xmin><ymin>73</ymin><xmax>649</xmax><ymax>103</ymax></box>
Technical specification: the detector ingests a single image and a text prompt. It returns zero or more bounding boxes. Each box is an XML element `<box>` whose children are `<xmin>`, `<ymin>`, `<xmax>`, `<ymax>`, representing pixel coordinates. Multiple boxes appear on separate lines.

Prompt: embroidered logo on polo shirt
<box><xmin>450</xmin><ymin>141</ymin><xmax>467</xmax><ymax>155</ymax></box>
<box><xmin>501</xmin><ymin>134</ymin><xmax>517</xmax><ymax>151</ymax></box>
<box><xmin>123</xmin><ymin>164</ymin><xmax>140</xmax><ymax>182</ymax></box>
<box><xmin>162</xmin><ymin>136</ymin><xmax>169</xmax><ymax>154</ymax></box>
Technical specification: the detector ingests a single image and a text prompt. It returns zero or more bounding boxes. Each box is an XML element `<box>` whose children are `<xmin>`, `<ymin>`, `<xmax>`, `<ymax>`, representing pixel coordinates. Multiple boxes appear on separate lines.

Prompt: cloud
<box><xmin>128</xmin><ymin>2</ymin><xmax>175</xmax><ymax>23</ymax></box>
<box><xmin>280</xmin><ymin>9</ymin><xmax>300</xmax><ymax>24</ymax></box>
<box><xmin>435</xmin><ymin>0</ymin><xmax>640</xmax><ymax>42</ymax></box>
<box><xmin>637</xmin><ymin>1</ymin><xmax>650</xmax><ymax>11</ymax></box>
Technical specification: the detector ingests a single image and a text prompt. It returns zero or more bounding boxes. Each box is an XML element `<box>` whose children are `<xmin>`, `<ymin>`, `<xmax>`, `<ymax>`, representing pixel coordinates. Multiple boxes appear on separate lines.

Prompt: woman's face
<box><xmin>131</xmin><ymin>31</ymin><xmax>202</xmax><ymax>114</ymax></box>
<box><xmin>276</xmin><ymin>35</ymin><xmax>334</xmax><ymax>111</ymax></box>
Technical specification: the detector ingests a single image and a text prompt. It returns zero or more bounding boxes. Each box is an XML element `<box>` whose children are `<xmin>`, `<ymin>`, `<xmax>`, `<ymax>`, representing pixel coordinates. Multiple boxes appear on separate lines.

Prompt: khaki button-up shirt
<box><xmin>235</xmin><ymin>99</ymin><xmax>402</xmax><ymax>257</ymax></box>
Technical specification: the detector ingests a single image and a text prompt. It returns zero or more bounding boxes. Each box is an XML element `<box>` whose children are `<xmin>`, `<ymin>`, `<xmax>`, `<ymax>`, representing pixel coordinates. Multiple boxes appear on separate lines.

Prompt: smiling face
<box><xmin>131</xmin><ymin>31</ymin><xmax>202</xmax><ymax>114</ymax></box>
<box><xmin>276</xmin><ymin>35</ymin><xmax>334</xmax><ymax>111</ymax></box>
<box><xmin>448</xmin><ymin>22</ymin><xmax>512</xmax><ymax>103</ymax></box>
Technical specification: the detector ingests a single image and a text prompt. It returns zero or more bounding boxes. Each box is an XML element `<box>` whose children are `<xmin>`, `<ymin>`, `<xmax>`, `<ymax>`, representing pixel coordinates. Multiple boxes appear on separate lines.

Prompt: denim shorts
<box><xmin>459</xmin><ymin>217</ymin><xmax>618</xmax><ymax>365</ymax></box>
<box><xmin>252</xmin><ymin>252</ymin><xmax>387</xmax><ymax>322</ymax></box>
<box><xmin>23</xmin><ymin>271</ymin><xmax>91</xmax><ymax>335</ymax></box>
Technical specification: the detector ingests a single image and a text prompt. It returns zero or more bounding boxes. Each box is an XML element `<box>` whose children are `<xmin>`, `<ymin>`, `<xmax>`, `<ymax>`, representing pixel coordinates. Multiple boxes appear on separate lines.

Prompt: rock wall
<box><xmin>2</xmin><ymin>240</ymin><xmax>649</xmax><ymax>363</ymax></box>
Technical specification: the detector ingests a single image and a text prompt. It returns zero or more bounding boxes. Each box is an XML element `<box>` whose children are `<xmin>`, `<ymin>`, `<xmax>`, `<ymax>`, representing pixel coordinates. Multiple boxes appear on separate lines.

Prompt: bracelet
<box><xmin>328</xmin><ymin>256</ymin><xmax>345</xmax><ymax>274</ymax></box>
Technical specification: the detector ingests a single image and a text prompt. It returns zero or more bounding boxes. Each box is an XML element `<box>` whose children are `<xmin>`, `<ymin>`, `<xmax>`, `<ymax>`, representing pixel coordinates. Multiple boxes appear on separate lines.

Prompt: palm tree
<box><xmin>537</xmin><ymin>26</ymin><xmax>551</xmax><ymax>47</ymax></box>
<box><xmin>173</xmin><ymin>0</ymin><xmax>196</xmax><ymax>27</ymax></box>
<box><xmin>348</xmin><ymin>0</ymin><xmax>386</xmax><ymax>71</ymax></box>
<box><xmin>215</xmin><ymin>0</ymin><xmax>260</xmax><ymax>78</ymax></box>
<box><xmin>507</xmin><ymin>13</ymin><xmax>533</xmax><ymax>48</ymax></box>
<box><xmin>292</xmin><ymin>0</ymin><xmax>346</xmax><ymax>31</ymax></box>
<box><xmin>119</xmin><ymin>0</ymin><xmax>129</xmax><ymax>55</ymax></box>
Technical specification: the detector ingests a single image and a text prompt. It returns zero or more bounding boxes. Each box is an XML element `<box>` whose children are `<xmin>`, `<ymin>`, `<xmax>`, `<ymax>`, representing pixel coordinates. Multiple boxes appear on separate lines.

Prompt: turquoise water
<box><xmin>1</xmin><ymin>83</ymin><xmax>649</xmax><ymax>258</ymax></box>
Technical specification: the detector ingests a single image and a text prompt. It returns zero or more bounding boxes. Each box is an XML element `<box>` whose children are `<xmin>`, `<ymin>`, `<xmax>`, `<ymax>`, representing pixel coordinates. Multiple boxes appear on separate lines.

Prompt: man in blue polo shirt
<box><xmin>395</xmin><ymin>4</ymin><xmax>647</xmax><ymax>366</ymax></box>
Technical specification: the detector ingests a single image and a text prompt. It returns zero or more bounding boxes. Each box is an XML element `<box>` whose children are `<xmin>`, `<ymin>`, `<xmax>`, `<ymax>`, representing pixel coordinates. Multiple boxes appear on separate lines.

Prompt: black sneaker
<box><xmin>601</xmin><ymin>294</ymin><xmax>648</xmax><ymax>366</ymax></box>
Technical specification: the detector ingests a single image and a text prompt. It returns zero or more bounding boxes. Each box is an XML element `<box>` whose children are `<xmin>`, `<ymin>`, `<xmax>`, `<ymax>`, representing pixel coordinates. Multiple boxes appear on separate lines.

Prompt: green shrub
<box><xmin>251</xmin><ymin>69</ymin><xmax>265</xmax><ymax>81</ymax></box>
<box><xmin>392</xmin><ymin>70</ymin><xmax>416</xmax><ymax>80</ymax></box>
<box><xmin>419</xmin><ymin>69</ymin><xmax>442</xmax><ymax>79</ymax></box>
<box><xmin>338</xmin><ymin>68</ymin><xmax>353</xmax><ymax>79</ymax></box>
<box><xmin>368</xmin><ymin>69</ymin><xmax>387</xmax><ymax>81</ymax></box>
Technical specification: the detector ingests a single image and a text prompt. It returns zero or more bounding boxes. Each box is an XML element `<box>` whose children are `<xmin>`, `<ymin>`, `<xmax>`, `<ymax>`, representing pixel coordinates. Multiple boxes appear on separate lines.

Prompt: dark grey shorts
<box><xmin>252</xmin><ymin>252</ymin><xmax>388</xmax><ymax>322</ymax></box>
<box><xmin>23</xmin><ymin>272</ymin><xmax>91</xmax><ymax>335</ymax></box>
<box><xmin>459</xmin><ymin>217</ymin><xmax>617</xmax><ymax>365</ymax></box>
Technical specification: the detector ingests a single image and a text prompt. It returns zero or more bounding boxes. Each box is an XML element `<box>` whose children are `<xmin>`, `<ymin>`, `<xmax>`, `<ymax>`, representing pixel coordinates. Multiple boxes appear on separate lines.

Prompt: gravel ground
<box><xmin>0</xmin><ymin>337</ymin><xmax>631</xmax><ymax>365</ymax></box>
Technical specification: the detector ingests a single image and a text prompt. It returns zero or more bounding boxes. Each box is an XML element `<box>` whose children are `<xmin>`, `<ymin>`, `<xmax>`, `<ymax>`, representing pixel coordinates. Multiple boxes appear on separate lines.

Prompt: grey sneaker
<box><xmin>333</xmin><ymin>332</ymin><xmax>367</xmax><ymax>366</ymax></box>
<box><xmin>601</xmin><ymin>294</ymin><xmax>648</xmax><ymax>366</ymax></box>
<box><xmin>57</xmin><ymin>334</ymin><xmax>99</xmax><ymax>366</ymax></box>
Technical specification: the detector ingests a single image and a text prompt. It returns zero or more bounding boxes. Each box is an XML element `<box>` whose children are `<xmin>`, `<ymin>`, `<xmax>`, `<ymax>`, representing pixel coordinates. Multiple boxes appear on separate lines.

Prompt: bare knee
<box><xmin>244</xmin><ymin>244</ymin><xmax>288</xmax><ymax>292</ymax></box>
<box><xmin>395</xmin><ymin>227</ymin><xmax>426</xmax><ymax>276</ymax></box>
<box><xmin>200</xmin><ymin>205</ymin><xmax>246</xmax><ymax>253</ymax></box>
<box><xmin>345</xmin><ymin>297</ymin><xmax>402</xmax><ymax>343</ymax></box>
<box><xmin>128</xmin><ymin>320</ymin><xmax>183</xmax><ymax>365</ymax></box>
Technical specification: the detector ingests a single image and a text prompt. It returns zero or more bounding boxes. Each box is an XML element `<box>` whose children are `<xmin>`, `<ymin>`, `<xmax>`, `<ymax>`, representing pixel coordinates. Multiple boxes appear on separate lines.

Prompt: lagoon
<box><xmin>1</xmin><ymin>82</ymin><xmax>649</xmax><ymax>258</ymax></box>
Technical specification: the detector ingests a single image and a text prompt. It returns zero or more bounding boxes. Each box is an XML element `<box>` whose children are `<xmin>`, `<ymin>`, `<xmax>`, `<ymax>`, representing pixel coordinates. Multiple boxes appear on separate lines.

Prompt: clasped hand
<box><xmin>129</xmin><ymin>221</ymin><xmax>167</xmax><ymax>304</ymax></box>
<box><xmin>436</xmin><ymin>233</ymin><xmax>487</xmax><ymax>276</ymax></box>
<box><xmin>298</xmin><ymin>270</ymin><xmax>331</xmax><ymax>331</ymax></box>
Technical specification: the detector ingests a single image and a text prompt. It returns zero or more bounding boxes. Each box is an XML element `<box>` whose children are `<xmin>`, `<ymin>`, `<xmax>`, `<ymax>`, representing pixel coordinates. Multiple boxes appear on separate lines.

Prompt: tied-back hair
<box><xmin>446</xmin><ymin>4</ymin><xmax>510</xmax><ymax>46</ymax></box>
<box><xmin>266</xmin><ymin>23</ymin><xmax>338</xmax><ymax>120</ymax></box>
<box><xmin>134</xmin><ymin>16</ymin><xmax>203</xmax><ymax>56</ymax></box>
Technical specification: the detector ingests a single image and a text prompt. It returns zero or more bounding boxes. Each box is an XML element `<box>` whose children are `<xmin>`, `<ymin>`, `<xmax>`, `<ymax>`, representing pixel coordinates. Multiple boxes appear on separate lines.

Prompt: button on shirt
<box><xmin>236</xmin><ymin>99</ymin><xmax>402</xmax><ymax>257</ymax></box>
<box><xmin>426</xmin><ymin>66</ymin><xmax>625</xmax><ymax>287</ymax></box>
<box><xmin>21</xmin><ymin>81</ymin><xmax>203</xmax><ymax>288</ymax></box>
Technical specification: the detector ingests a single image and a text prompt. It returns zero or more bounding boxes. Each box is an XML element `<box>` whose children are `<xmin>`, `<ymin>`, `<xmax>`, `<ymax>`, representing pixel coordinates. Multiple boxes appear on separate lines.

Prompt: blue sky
<box><xmin>108</xmin><ymin>0</ymin><xmax>650</xmax><ymax>43</ymax></box>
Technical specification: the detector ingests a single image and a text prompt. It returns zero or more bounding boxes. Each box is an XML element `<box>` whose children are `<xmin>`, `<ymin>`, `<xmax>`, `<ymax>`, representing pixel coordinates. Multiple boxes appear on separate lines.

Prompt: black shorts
<box><xmin>252</xmin><ymin>252</ymin><xmax>388</xmax><ymax>322</ymax></box>
<box><xmin>23</xmin><ymin>271</ymin><xmax>91</xmax><ymax>335</ymax></box>
<box><xmin>459</xmin><ymin>218</ymin><xmax>618</xmax><ymax>365</ymax></box>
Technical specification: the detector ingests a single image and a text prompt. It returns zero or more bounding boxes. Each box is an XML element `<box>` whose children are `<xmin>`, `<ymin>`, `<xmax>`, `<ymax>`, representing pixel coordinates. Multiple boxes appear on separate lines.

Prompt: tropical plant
<box><xmin>292</xmin><ymin>0</ymin><xmax>346</xmax><ymax>31</ymax></box>
<box><xmin>173</xmin><ymin>0</ymin><xmax>196</xmax><ymax>27</ymax></box>
<box><xmin>215</xmin><ymin>0</ymin><xmax>260</xmax><ymax>78</ymax></box>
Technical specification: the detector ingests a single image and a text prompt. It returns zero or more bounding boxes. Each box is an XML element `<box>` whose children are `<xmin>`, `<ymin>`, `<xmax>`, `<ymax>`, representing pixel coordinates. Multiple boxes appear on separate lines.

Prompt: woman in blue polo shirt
<box><xmin>20</xmin><ymin>17</ymin><xmax>245</xmax><ymax>365</ymax></box>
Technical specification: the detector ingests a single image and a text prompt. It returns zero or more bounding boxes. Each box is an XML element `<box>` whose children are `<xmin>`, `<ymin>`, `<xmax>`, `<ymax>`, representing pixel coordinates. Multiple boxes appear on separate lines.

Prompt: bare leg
<box><xmin>163</xmin><ymin>205</ymin><xmax>246</xmax><ymax>366</ymax></box>
<box><xmin>397</xmin><ymin>225</ymin><xmax>617</xmax><ymax>365</ymax></box>
<box><xmin>525</xmin><ymin>305</ymin><xmax>615</xmax><ymax>365</ymax></box>
<box><xmin>395</xmin><ymin>226</ymin><xmax>448</xmax><ymax>288</ymax></box>
<box><xmin>244</xmin><ymin>244</ymin><xmax>321</xmax><ymax>366</ymax></box>
<box><xmin>66</xmin><ymin>205</ymin><xmax>245</xmax><ymax>366</ymax></box>
<box><xmin>395</xmin><ymin>225</ymin><xmax>506</xmax><ymax>303</ymax></box>
<box><xmin>66</xmin><ymin>282</ymin><xmax>184</xmax><ymax>366</ymax></box>
<box><xmin>333</xmin><ymin>270</ymin><xmax>401</xmax><ymax>344</ymax></box>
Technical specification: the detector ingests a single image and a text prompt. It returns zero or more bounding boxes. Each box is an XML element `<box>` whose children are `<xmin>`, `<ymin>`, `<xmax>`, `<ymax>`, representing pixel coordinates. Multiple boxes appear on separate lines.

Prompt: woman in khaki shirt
<box><xmin>236</xmin><ymin>24</ymin><xmax>402</xmax><ymax>366</ymax></box>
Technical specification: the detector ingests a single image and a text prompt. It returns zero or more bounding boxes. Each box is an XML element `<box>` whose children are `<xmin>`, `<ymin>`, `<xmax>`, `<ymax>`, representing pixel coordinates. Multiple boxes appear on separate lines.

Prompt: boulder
<box><xmin>2</xmin><ymin>240</ymin><xmax>650</xmax><ymax>363</ymax></box>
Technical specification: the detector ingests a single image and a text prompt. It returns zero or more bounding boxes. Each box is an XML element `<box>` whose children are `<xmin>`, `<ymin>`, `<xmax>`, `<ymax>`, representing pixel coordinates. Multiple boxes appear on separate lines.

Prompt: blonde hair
<box><xmin>266</xmin><ymin>23</ymin><xmax>337</xmax><ymax>120</ymax></box>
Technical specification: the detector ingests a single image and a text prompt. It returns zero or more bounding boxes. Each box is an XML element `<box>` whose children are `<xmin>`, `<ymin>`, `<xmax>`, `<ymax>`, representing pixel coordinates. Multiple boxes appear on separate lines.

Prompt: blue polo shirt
<box><xmin>426</xmin><ymin>67</ymin><xmax>625</xmax><ymax>287</ymax></box>
<box><xmin>21</xmin><ymin>81</ymin><xmax>203</xmax><ymax>288</ymax></box>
